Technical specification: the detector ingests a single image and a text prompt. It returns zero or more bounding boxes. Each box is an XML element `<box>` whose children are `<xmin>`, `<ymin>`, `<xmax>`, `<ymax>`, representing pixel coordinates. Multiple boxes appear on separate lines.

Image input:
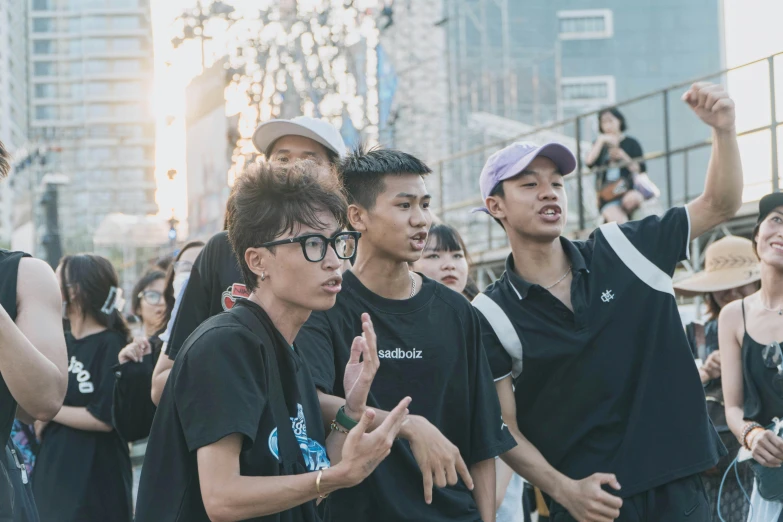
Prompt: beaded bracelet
<box><xmin>742</xmin><ymin>422</ymin><xmax>763</xmax><ymax>450</ymax></box>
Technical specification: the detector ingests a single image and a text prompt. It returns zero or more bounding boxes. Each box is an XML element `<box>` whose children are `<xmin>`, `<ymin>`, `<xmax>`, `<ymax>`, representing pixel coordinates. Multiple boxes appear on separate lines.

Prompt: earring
<box><xmin>261</xmin><ymin>272</ymin><xmax>266</xmax><ymax>281</ymax></box>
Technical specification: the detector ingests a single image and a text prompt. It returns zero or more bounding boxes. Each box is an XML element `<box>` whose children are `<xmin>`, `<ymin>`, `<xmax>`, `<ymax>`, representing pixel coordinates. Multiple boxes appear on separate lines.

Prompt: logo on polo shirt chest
<box><xmin>601</xmin><ymin>289</ymin><xmax>615</xmax><ymax>303</ymax></box>
<box><xmin>378</xmin><ymin>347</ymin><xmax>423</xmax><ymax>359</ymax></box>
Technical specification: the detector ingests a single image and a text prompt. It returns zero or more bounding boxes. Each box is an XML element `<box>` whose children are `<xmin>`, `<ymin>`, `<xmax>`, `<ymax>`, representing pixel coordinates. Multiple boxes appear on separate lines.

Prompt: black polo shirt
<box><xmin>476</xmin><ymin>207</ymin><xmax>725</xmax><ymax>497</ymax></box>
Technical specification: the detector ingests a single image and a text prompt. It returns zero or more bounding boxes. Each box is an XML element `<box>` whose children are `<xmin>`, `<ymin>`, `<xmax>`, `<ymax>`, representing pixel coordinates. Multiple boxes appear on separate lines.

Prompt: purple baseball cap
<box><xmin>473</xmin><ymin>141</ymin><xmax>577</xmax><ymax>214</ymax></box>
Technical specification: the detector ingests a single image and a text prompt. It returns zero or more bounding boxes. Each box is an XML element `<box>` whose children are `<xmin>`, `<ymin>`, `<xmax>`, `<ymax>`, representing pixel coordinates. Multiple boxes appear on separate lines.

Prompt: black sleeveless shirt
<box><xmin>0</xmin><ymin>249</ymin><xmax>30</xmax><ymax>520</ymax></box>
<box><xmin>0</xmin><ymin>250</ymin><xmax>29</xmax><ymax>443</ymax></box>
<box><xmin>741</xmin><ymin>299</ymin><xmax>783</xmax><ymax>425</ymax></box>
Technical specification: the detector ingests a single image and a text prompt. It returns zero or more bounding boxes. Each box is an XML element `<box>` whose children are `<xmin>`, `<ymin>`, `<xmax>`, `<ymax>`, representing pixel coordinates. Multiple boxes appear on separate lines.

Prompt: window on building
<box><xmin>114</xmin><ymin>59</ymin><xmax>140</xmax><ymax>73</ymax></box>
<box><xmin>561</xmin><ymin>76</ymin><xmax>616</xmax><ymax>110</ymax></box>
<box><xmin>117</xmin><ymin>169</ymin><xmax>145</xmax><ymax>183</ymax></box>
<box><xmin>118</xmin><ymin>147</ymin><xmax>144</xmax><ymax>162</ymax></box>
<box><xmin>32</xmin><ymin>18</ymin><xmax>53</xmax><ymax>33</ymax></box>
<box><xmin>82</xmin><ymin>16</ymin><xmax>107</xmax><ymax>32</ymax></box>
<box><xmin>33</xmin><ymin>61</ymin><xmax>54</xmax><ymax>76</ymax></box>
<box><xmin>112</xmin><ymin>16</ymin><xmax>140</xmax><ymax>30</ymax></box>
<box><xmin>69</xmin><ymin>39</ymin><xmax>82</xmax><ymax>55</ymax></box>
<box><xmin>115</xmin><ymin>103</ymin><xmax>141</xmax><ymax>118</ymax></box>
<box><xmin>83</xmin><ymin>38</ymin><xmax>107</xmax><ymax>53</ymax></box>
<box><xmin>111</xmin><ymin>0</ymin><xmax>138</xmax><ymax>7</ymax></box>
<box><xmin>88</xmin><ymin>104</ymin><xmax>111</xmax><ymax>118</ymax></box>
<box><xmin>115</xmin><ymin>124</ymin><xmax>143</xmax><ymax>137</ymax></box>
<box><xmin>114</xmin><ymin>81</ymin><xmax>142</xmax><ymax>96</ymax></box>
<box><xmin>86</xmin><ymin>60</ymin><xmax>109</xmax><ymax>73</ymax></box>
<box><xmin>69</xmin><ymin>61</ymin><xmax>83</xmax><ymax>75</ymax></box>
<box><xmin>88</xmin><ymin>125</ymin><xmax>111</xmax><ymax>137</ymax></box>
<box><xmin>33</xmin><ymin>40</ymin><xmax>53</xmax><ymax>54</ymax></box>
<box><xmin>35</xmin><ymin>105</ymin><xmax>57</xmax><ymax>119</ymax></box>
<box><xmin>112</xmin><ymin>37</ymin><xmax>141</xmax><ymax>52</ymax></box>
<box><xmin>557</xmin><ymin>10</ymin><xmax>613</xmax><ymax>40</ymax></box>
<box><xmin>35</xmin><ymin>83</ymin><xmax>56</xmax><ymax>98</ymax></box>
<box><xmin>91</xmin><ymin>149</ymin><xmax>112</xmax><ymax>162</ymax></box>
<box><xmin>87</xmin><ymin>82</ymin><xmax>110</xmax><ymax>95</ymax></box>
<box><xmin>71</xmin><ymin>83</ymin><xmax>85</xmax><ymax>99</ymax></box>
<box><xmin>32</xmin><ymin>0</ymin><xmax>52</xmax><ymax>10</ymax></box>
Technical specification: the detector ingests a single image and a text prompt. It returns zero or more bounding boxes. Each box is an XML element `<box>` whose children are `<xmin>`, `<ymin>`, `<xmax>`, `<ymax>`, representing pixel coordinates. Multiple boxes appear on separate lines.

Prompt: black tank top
<box><xmin>741</xmin><ymin>299</ymin><xmax>783</xmax><ymax>425</ymax></box>
<box><xmin>0</xmin><ymin>249</ymin><xmax>30</xmax><ymax>520</ymax></box>
<box><xmin>0</xmin><ymin>250</ymin><xmax>29</xmax><ymax>443</ymax></box>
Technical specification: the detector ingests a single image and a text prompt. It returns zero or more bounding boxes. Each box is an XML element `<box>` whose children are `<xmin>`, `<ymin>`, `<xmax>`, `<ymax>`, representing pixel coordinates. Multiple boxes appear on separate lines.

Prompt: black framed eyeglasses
<box><xmin>261</xmin><ymin>231</ymin><xmax>361</xmax><ymax>263</ymax></box>
<box><xmin>138</xmin><ymin>290</ymin><xmax>164</xmax><ymax>306</ymax></box>
<box><xmin>763</xmin><ymin>341</ymin><xmax>783</xmax><ymax>394</ymax></box>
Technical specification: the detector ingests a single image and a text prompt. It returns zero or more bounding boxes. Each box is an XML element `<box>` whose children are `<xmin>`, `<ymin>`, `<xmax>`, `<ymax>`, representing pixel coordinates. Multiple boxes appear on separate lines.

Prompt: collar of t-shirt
<box><xmin>504</xmin><ymin>237</ymin><xmax>589</xmax><ymax>300</ymax></box>
<box><xmin>342</xmin><ymin>270</ymin><xmax>435</xmax><ymax>312</ymax></box>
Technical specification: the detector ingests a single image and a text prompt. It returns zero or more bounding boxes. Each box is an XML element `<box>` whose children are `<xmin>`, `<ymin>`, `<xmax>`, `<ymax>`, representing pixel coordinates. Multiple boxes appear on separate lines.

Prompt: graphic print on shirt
<box><xmin>268</xmin><ymin>404</ymin><xmax>330</xmax><ymax>471</ymax></box>
<box><xmin>221</xmin><ymin>282</ymin><xmax>249</xmax><ymax>311</ymax></box>
<box><xmin>68</xmin><ymin>356</ymin><xmax>94</xmax><ymax>394</ymax></box>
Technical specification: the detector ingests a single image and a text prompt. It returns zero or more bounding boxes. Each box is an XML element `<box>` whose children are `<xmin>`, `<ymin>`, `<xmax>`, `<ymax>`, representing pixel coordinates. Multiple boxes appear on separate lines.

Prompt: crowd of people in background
<box><xmin>2</xmin><ymin>79</ymin><xmax>783</xmax><ymax>522</ymax></box>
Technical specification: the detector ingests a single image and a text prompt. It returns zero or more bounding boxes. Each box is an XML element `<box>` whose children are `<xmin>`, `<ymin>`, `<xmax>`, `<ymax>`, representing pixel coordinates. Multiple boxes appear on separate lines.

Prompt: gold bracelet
<box><xmin>330</xmin><ymin>420</ymin><xmax>350</xmax><ymax>435</ymax></box>
<box><xmin>316</xmin><ymin>469</ymin><xmax>329</xmax><ymax>499</ymax></box>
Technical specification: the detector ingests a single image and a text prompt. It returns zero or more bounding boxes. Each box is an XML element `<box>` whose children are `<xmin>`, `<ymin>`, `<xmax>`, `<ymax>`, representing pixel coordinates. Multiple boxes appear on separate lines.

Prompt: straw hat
<box><xmin>674</xmin><ymin>236</ymin><xmax>761</xmax><ymax>296</ymax></box>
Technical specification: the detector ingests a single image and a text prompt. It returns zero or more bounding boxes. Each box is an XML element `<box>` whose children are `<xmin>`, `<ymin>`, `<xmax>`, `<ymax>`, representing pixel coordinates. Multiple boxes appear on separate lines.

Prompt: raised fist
<box><xmin>682</xmin><ymin>82</ymin><xmax>736</xmax><ymax>132</ymax></box>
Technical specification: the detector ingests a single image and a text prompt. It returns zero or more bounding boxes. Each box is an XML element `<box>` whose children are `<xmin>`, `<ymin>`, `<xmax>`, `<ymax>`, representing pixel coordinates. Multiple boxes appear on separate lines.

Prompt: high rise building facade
<box><xmin>0</xmin><ymin>0</ymin><xmax>29</xmax><ymax>245</ymax></box>
<box><xmin>28</xmin><ymin>0</ymin><xmax>157</xmax><ymax>253</ymax></box>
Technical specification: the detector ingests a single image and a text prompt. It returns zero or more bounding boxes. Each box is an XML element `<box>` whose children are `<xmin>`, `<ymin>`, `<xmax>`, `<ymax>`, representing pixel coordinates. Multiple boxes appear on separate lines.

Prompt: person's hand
<box><xmin>34</xmin><ymin>420</ymin><xmax>50</xmax><ymax>442</ymax></box>
<box><xmin>405</xmin><ymin>415</ymin><xmax>474</xmax><ymax>504</ymax></box>
<box><xmin>700</xmin><ymin>351</ymin><xmax>722</xmax><ymax>381</ymax></box>
<box><xmin>557</xmin><ymin>474</ymin><xmax>623</xmax><ymax>522</ymax></box>
<box><xmin>608</xmin><ymin>147</ymin><xmax>627</xmax><ymax>162</ymax></box>
<box><xmin>118</xmin><ymin>337</ymin><xmax>152</xmax><ymax>364</ymax></box>
<box><xmin>599</xmin><ymin>134</ymin><xmax>620</xmax><ymax>147</ymax></box>
<box><xmin>751</xmin><ymin>429</ymin><xmax>783</xmax><ymax>468</ymax></box>
<box><xmin>682</xmin><ymin>82</ymin><xmax>736</xmax><ymax>132</ymax></box>
<box><xmin>336</xmin><ymin>397</ymin><xmax>411</xmax><ymax>487</ymax></box>
<box><xmin>343</xmin><ymin>314</ymin><xmax>380</xmax><ymax>421</ymax></box>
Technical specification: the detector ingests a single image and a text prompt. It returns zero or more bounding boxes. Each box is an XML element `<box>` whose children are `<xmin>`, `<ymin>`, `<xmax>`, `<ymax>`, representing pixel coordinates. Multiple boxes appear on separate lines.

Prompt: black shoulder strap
<box><xmin>230</xmin><ymin>304</ymin><xmax>305</xmax><ymax>470</ymax></box>
<box><xmin>741</xmin><ymin>298</ymin><xmax>748</xmax><ymax>332</ymax></box>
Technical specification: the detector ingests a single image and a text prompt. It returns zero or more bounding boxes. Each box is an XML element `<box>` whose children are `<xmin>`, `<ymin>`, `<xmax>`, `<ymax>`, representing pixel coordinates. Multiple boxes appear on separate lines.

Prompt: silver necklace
<box><xmin>761</xmin><ymin>295</ymin><xmax>783</xmax><ymax>316</ymax></box>
<box><xmin>542</xmin><ymin>265</ymin><xmax>572</xmax><ymax>291</ymax></box>
<box><xmin>409</xmin><ymin>272</ymin><xmax>416</xmax><ymax>298</ymax></box>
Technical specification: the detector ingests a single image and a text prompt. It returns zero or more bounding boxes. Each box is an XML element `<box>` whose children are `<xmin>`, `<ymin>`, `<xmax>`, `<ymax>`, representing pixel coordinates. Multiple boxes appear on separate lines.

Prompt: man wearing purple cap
<box><xmin>472</xmin><ymin>82</ymin><xmax>742</xmax><ymax>521</ymax></box>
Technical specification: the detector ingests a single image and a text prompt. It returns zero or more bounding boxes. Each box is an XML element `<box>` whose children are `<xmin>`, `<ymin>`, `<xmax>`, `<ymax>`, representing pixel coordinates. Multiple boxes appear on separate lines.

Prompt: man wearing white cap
<box><xmin>473</xmin><ymin>82</ymin><xmax>743</xmax><ymax>521</ymax></box>
<box><xmin>151</xmin><ymin>116</ymin><xmax>346</xmax><ymax>404</ymax></box>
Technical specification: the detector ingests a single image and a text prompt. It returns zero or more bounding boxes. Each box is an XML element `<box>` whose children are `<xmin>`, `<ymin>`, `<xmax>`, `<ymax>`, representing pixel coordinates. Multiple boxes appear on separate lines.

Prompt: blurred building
<box><xmin>0</xmin><ymin>0</ymin><xmax>29</xmax><ymax>246</ymax></box>
<box><xmin>184</xmin><ymin>59</ymin><xmax>236</xmax><ymax>239</ymax></box>
<box><xmin>26</xmin><ymin>0</ymin><xmax>157</xmax><ymax>253</ymax></box>
<box><xmin>381</xmin><ymin>0</ymin><xmax>723</xmax><ymax>253</ymax></box>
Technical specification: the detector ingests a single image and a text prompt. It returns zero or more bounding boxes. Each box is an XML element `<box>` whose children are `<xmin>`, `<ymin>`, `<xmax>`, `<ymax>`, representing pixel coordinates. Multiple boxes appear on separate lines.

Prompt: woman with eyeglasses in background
<box><xmin>720</xmin><ymin>192</ymin><xmax>783</xmax><ymax>521</ymax></box>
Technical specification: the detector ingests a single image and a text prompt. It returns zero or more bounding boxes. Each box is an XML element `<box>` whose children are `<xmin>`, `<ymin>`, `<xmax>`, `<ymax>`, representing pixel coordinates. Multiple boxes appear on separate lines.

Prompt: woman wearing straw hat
<box><xmin>675</xmin><ymin>236</ymin><xmax>760</xmax><ymax>522</ymax></box>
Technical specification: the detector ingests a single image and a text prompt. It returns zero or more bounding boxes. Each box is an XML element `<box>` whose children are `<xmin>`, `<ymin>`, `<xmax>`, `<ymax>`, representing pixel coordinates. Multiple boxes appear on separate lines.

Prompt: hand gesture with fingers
<box><xmin>118</xmin><ymin>337</ymin><xmax>152</xmax><ymax>364</ymax></box>
<box><xmin>752</xmin><ymin>429</ymin><xmax>783</xmax><ymax>468</ymax></box>
<box><xmin>337</xmin><ymin>397</ymin><xmax>411</xmax><ymax>486</ymax></box>
<box><xmin>560</xmin><ymin>473</ymin><xmax>623</xmax><ymax>522</ymax></box>
<box><xmin>682</xmin><ymin>82</ymin><xmax>736</xmax><ymax>131</ymax></box>
<box><xmin>407</xmin><ymin>416</ymin><xmax>474</xmax><ymax>504</ymax></box>
<box><xmin>343</xmin><ymin>313</ymin><xmax>380</xmax><ymax>421</ymax></box>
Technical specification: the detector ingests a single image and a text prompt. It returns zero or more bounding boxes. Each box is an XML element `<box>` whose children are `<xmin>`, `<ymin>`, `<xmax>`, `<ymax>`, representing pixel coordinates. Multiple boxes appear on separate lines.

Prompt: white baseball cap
<box><xmin>252</xmin><ymin>116</ymin><xmax>347</xmax><ymax>159</ymax></box>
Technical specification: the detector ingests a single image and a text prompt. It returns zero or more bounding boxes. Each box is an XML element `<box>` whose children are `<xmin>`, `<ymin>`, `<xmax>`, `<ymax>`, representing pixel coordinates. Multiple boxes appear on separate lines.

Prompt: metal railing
<box><xmin>433</xmin><ymin>51</ymin><xmax>783</xmax><ymax>266</ymax></box>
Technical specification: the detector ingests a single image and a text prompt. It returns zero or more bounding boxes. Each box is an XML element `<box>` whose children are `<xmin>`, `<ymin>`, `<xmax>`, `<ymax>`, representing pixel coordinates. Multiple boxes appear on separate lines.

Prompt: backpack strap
<box><xmin>472</xmin><ymin>292</ymin><xmax>523</xmax><ymax>378</ymax></box>
<box><xmin>598</xmin><ymin>221</ymin><xmax>674</xmax><ymax>296</ymax></box>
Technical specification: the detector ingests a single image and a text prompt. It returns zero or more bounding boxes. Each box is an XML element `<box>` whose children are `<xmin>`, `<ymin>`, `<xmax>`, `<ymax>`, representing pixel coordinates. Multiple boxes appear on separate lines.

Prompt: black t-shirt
<box><xmin>135</xmin><ymin>299</ymin><xmax>329</xmax><ymax>522</ymax></box>
<box><xmin>295</xmin><ymin>271</ymin><xmax>516</xmax><ymax>522</ymax></box>
<box><xmin>167</xmin><ymin>230</ymin><xmax>245</xmax><ymax>360</ymax></box>
<box><xmin>33</xmin><ymin>329</ymin><xmax>132</xmax><ymax>522</ymax></box>
<box><xmin>478</xmin><ymin>207</ymin><xmax>725</xmax><ymax>497</ymax></box>
<box><xmin>0</xmin><ymin>249</ymin><xmax>29</xmax><ymax>520</ymax></box>
<box><xmin>589</xmin><ymin>136</ymin><xmax>646</xmax><ymax>195</ymax></box>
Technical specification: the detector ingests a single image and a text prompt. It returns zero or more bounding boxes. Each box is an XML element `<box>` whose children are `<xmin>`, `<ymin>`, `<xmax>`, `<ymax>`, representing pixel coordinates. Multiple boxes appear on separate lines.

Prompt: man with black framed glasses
<box><xmin>295</xmin><ymin>146</ymin><xmax>516</xmax><ymax>522</ymax></box>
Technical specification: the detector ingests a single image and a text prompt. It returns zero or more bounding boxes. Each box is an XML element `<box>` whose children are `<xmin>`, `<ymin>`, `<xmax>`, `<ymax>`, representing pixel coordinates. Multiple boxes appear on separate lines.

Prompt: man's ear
<box><xmin>244</xmin><ymin>247</ymin><xmax>268</xmax><ymax>282</ymax></box>
<box><xmin>485</xmin><ymin>196</ymin><xmax>506</xmax><ymax>222</ymax></box>
<box><xmin>347</xmin><ymin>203</ymin><xmax>369</xmax><ymax>233</ymax></box>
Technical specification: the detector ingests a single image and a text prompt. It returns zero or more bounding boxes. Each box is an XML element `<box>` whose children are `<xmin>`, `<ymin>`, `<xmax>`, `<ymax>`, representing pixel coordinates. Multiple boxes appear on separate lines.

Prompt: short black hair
<box><xmin>340</xmin><ymin>145</ymin><xmax>432</xmax><ymax>210</ymax></box>
<box><xmin>228</xmin><ymin>160</ymin><xmax>348</xmax><ymax>292</ymax></box>
<box><xmin>265</xmin><ymin>139</ymin><xmax>340</xmax><ymax>168</ymax></box>
<box><xmin>598</xmin><ymin>107</ymin><xmax>628</xmax><ymax>133</ymax></box>
<box><xmin>426</xmin><ymin>224</ymin><xmax>470</xmax><ymax>256</ymax></box>
<box><xmin>0</xmin><ymin>140</ymin><xmax>9</xmax><ymax>179</ymax></box>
